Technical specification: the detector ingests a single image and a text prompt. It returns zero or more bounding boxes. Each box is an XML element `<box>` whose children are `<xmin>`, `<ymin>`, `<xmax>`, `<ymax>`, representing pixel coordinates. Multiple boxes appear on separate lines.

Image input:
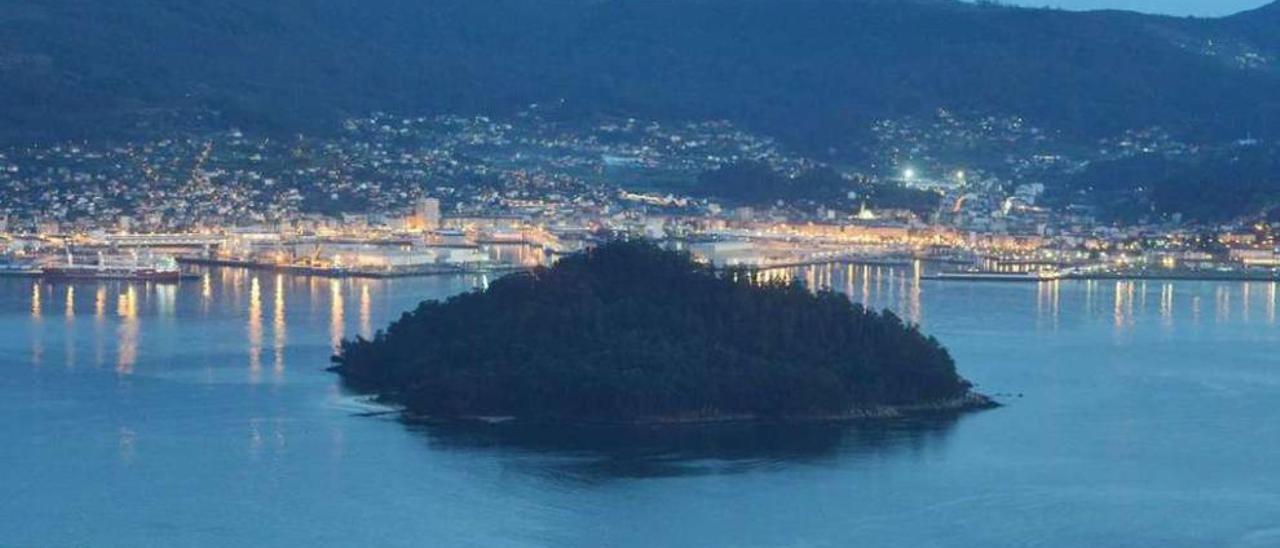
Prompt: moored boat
<box><xmin>41</xmin><ymin>249</ymin><xmax>189</xmax><ymax>282</ymax></box>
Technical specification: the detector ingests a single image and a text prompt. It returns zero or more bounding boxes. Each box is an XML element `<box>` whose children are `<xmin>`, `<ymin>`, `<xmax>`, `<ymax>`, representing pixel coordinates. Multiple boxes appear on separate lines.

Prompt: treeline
<box><xmin>695</xmin><ymin>161</ymin><xmax>941</xmax><ymax>214</ymax></box>
<box><xmin>331</xmin><ymin>240</ymin><xmax>973</xmax><ymax>421</ymax></box>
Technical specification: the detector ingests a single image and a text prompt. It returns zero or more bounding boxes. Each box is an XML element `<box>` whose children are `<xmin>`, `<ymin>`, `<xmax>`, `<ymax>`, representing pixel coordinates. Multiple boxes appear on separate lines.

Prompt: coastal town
<box><xmin>0</xmin><ymin>110</ymin><xmax>1276</xmax><ymax>282</ymax></box>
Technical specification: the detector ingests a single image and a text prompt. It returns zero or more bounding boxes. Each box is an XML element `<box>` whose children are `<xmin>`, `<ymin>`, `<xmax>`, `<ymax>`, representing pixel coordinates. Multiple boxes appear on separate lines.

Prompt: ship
<box><xmin>0</xmin><ymin>251</ymin><xmax>41</xmax><ymax>276</ymax></box>
<box><xmin>0</xmin><ymin>261</ymin><xmax>42</xmax><ymax>276</ymax></box>
<box><xmin>41</xmin><ymin>249</ymin><xmax>190</xmax><ymax>282</ymax></box>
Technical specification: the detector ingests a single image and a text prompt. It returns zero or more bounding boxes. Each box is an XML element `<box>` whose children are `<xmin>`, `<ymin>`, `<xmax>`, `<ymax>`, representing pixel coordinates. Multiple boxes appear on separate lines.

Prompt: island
<box><xmin>330</xmin><ymin>240</ymin><xmax>995</xmax><ymax>423</ymax></box>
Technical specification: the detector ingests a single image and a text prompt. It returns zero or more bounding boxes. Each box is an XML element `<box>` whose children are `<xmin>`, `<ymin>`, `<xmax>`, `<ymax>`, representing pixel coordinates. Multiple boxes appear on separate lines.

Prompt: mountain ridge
<box><xmin>2</xmin><ymin>0</ymin><xmax>1278</xmax><ymax>150</ymax></box>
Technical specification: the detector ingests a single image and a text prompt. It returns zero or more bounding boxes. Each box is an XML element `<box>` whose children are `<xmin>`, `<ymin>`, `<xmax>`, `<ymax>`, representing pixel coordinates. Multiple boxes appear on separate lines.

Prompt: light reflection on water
<box><xmin>329</xmin><ymin>279</ymin><xmax>344</xmax><ymax>354</ymax></box>
<box><xmin>30</xmin><ymin>281</ymin><xmax>41</xmax><ymax>319</ymax></box>
<box><xmin>1258</xmin><ymin>281</ymin><xmax>1275</xmax><ymax>327</ymax></box>
<box><xmin>274</xmin><ymin>274</ymin><xmax>287</xmax><ymax>380</ymax></box>
<box><xmin>11</xmin><ymin>264</ymin><xmax>1280</xmax><ymax>381</ymax></box>
<box><xmin>752</xmin><ymin>263</ymin><xmax>1280</xmax><ymax>344</ymax></box>
<box><xmin>359</xmin><ymin>282</ymin><xmax>372</xmax><ymax>340</ymax></box>
<box><xmin>3</xmin><ymin>261</ymin><xmax>1280</xmax><ymax>546</ymax></box>
<box><xmin>113</xmin><ymin>285</ymin><xmax>139</xmax><ymax>375</ymax></box>
<box><xmin>248</xmin><ymin>276</ymin><xmax>263</xmax><ymax>383</ymax></box>
<box><xmin>760</xmin><ymin>262</ymin><xmax>923</xmax><ymax>324</ymax></box>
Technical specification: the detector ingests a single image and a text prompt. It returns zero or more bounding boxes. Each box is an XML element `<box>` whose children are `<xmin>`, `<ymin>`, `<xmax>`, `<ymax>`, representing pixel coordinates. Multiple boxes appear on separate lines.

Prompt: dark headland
<box><xmin>330</xmin><ymin>241</ymin><xmax>995</xmax><ymax>424</ymax></box>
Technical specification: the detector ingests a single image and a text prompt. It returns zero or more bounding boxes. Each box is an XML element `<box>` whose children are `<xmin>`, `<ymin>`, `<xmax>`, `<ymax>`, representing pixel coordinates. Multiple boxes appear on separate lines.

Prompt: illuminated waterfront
<box><xmin>2</xmin><ymin>267</ymin><xmax>1280</xmax><ymax>546</ymax></box>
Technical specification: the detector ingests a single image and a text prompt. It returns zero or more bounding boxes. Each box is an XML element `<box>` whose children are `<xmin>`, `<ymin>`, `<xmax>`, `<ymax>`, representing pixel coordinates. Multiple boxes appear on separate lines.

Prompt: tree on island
<box><xmin>331</xmin><ymin>240</ymin><xmax>986</xmax><ymax>422</ymax></box>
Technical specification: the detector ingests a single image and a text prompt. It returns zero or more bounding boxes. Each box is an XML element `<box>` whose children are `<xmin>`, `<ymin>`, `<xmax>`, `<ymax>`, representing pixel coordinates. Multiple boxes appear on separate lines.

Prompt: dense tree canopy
<box><xmin>332</xmin><ymin>240</ymin><xmax>977</xmax><ymax>422</ymax></box>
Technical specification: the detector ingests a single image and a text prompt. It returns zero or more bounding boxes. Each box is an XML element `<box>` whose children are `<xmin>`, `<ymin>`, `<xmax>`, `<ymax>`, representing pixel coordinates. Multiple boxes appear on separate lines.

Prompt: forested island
<box><xmin>331</xmin><ymin>241</ymin><xmax>994</xmax><ymax>423</ymax></box>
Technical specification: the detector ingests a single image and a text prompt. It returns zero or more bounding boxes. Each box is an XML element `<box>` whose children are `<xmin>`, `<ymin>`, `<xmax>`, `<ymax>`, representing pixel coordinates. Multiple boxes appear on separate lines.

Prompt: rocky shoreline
<box><xmin>388</xmin><ymin>392</ymin><xmax>1000</xmax><ymax>427</ymax></box>
<box><xmin>613</xmin><ymin>392</ymin><xmax>1000</xmax><ymax>426</ymax></box>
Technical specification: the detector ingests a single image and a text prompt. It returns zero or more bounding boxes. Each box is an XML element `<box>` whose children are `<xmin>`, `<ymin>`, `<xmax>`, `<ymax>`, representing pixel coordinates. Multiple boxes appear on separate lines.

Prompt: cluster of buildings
<box><xmin>0</xmin><ymin>109</ymin><xmax>815</xmax><ymax>235</ymax></box>
<box><xmin>0</xmin><ymin>110</ymin><xmax>1277</xmax><ymax>281</ymax></box>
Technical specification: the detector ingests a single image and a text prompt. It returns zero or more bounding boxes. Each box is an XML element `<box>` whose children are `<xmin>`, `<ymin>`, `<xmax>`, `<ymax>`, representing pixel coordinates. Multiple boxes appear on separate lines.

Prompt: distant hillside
<box><xmin>1052</xmin><ymin>143</ymin><xmax>1280</xmax><ymax>222</ymax></box>
<box><xmin>695</xmin><ymin>161</ymin><xmax>942</xmax><ymax>214</ymax></box>
<box><xmin>2</xmin><ymin>0</ymin><xmax>1280</xmax><ymax>150</ymax></box>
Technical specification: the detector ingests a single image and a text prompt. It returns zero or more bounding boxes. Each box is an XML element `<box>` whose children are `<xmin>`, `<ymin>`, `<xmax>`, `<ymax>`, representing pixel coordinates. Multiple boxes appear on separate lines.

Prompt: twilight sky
<box><xmin>1004</xmin><ymin>0</ymin><xmax>1269</xmax><ymax>16</ymax></box>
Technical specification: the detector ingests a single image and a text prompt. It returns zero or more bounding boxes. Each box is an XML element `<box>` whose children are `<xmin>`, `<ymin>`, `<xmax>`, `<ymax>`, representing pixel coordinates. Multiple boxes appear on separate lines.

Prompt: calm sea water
<box><xmin>2</xmin><ymin>264</ymin><xmax>1278</xmax><ymax>547</ymax></box>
